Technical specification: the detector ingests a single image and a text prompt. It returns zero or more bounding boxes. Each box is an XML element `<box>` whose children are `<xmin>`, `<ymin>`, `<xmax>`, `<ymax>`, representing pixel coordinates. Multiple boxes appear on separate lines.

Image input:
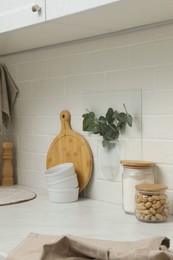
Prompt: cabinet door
<box><xmin>0</xmin><ymin>0</ymin><xmax>45</xmax><ymax>33</ymax></box>
<box><xmin>46</xmin><ymin>0</ymin><xmax>115</xmax><ymax>20</ymax></box>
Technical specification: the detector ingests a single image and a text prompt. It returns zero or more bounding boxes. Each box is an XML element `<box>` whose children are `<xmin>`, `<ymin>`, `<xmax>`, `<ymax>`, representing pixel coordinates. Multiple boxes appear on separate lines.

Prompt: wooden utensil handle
<box><xmin>60</xmin><ymin>110</ymin><xmax>72</xmax><ymax>132</ymax></box>
<box><xmin>1</xmin><ymin>141</ymin><xmax>14</xmax><ymax>186</ymax></box>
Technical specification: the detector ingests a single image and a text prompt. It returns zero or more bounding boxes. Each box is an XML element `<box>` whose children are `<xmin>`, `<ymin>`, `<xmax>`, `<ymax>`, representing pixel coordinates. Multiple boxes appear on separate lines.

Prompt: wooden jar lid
<box><xmin>120</xmin><ymin>160</ymin><xmax>155</xmax><ymax>168</ymax></box>
<box><xmin>135</xmin><ymin>183</ymin><xmax>167</xmax><ymax>191</ymax></box>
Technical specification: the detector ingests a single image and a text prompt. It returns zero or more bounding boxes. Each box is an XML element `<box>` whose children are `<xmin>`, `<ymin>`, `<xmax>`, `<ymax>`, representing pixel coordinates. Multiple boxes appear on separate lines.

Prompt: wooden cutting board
<box><xmin>46</xmin><ymin>110</ymin><xmax>93</xmax><ymax>192</ymax></box>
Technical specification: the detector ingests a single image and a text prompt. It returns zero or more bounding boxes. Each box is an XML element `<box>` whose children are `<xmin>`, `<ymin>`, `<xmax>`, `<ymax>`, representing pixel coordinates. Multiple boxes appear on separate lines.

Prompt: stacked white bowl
<box><xmin>44</xmin><ymin>163</ymin><xmax>79</xmax><ymax>203</ymax></box>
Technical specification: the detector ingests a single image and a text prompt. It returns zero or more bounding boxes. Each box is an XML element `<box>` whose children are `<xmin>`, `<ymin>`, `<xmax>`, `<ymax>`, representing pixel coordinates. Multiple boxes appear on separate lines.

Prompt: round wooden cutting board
<box><xmin>46</xmin><ymin>110</ymin><xmax>93</xmax><ymax>192</ymax></box>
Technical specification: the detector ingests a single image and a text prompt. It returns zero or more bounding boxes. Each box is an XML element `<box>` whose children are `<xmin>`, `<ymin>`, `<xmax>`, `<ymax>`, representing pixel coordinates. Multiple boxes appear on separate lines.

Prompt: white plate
<box><xmin>44</xmin><ymin>163</ymin><xmax>74</xmax><ymax>183</ymax></box>
<box><xmin>47</xmin><ymin>173</ymin><xmax>78</xmax><ymax>190</ymax></box>
<box><xmin>48</xmin><ymin>187</ymin><xmax>79</xmax><ymax>203</ymax></box>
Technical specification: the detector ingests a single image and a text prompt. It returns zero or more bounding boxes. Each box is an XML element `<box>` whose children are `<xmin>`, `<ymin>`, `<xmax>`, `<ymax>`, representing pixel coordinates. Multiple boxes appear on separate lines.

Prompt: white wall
<box><xmin>1</xmin><ymin>22</ymin><xmax>173</xmax><ymax>212</ymax></box>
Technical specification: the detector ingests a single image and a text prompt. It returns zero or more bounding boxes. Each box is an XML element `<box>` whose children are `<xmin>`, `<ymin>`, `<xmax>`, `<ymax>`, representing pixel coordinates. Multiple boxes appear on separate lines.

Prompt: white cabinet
<box><xmin>0</xmin><ymin>0</ymin><xmax>45</xmax><ymax>33</ymax></box>
<box><xmin>1</xmin><ymin>0</ymin><xmax>173</xmax><ymax>55</ymax></box>
<box><xmin>46</xmin><ymin>0</ymin><xmax>117</xmax><ymax>21</ymax></box>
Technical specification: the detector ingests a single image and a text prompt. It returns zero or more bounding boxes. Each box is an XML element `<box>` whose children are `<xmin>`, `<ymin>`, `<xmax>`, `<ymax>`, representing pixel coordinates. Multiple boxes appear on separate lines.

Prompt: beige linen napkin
<box><xmin>0</xmin><ymin>64</ymin><xmax>19</xmax><ymax>134</ymax></box>
<box><xmin>7</xmin><ymin>233</ymin><xmax>173</xmax><ymax>260</ymax></box>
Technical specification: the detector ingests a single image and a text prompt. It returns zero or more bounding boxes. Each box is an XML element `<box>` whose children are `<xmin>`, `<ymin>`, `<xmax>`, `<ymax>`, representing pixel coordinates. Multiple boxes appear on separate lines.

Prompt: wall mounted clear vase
<box><xmin>98</xmin><ymin>139</ymin><xmax>120</xmax><ymax>181</ymax></box>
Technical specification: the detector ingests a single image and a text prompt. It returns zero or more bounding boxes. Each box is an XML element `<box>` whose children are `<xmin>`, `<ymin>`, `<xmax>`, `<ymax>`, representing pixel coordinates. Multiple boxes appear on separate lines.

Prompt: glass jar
<box><xmin>135</xmin><ymin>183</ymin><xmax>169</xmax><ymax>223</ymax></box>
<box><xmin>121</xmin><ymin>160</ymin><xmax>155</xmax><ymax>214</ymax></box>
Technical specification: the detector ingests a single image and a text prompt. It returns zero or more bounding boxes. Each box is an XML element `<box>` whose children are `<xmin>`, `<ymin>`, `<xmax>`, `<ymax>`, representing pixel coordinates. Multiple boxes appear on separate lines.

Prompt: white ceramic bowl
<box><xmin>44</xmin><ymin>163</ymin><xmax>74</xmax><ymax>183</ymax></box>
<box><xmin>47</xmin><ymin>173</ymin><xmax>78</xmax><ymax>190</ymax></box>
<box><xmin>48</xmin><ymin>187</ymin><xmax>79</xmax><ymax>203</ymax></box>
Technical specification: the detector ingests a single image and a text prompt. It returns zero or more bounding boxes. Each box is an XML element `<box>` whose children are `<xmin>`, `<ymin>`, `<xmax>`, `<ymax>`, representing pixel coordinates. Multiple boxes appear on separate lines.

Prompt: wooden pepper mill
<box><xmin>1</xmin><ymin>141</ymin><xmax>14</xmax><ymax>186</ymax></box>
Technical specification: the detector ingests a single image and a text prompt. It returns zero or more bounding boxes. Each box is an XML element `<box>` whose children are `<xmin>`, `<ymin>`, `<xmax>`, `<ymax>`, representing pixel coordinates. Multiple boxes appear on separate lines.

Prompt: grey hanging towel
<box><xmin>0</xmin><ymin>64</ymin><xmax>19</xmax><ymax>134</ymax></box>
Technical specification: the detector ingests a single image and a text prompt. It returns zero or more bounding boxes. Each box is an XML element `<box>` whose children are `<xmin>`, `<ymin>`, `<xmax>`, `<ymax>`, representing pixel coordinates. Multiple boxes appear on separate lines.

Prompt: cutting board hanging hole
<box><xmin>60</xmin><ymin>110</ymin><xmax>71</xmax><ymax>132</ymax></box>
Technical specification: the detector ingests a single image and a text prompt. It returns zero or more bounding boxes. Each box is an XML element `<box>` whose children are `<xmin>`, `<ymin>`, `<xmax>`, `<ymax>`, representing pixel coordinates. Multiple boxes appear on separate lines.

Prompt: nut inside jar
<box><xmin>135</xmin><ymin>184</ymin><xmax>169</xmax><ymax>222</ymax></box>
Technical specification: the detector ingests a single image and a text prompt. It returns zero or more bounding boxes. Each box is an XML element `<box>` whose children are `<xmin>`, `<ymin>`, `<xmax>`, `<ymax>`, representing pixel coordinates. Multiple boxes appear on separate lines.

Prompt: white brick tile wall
<box><xmin>18</xmin><ymin>169</ymin><xmax>47</xmax><ymax>189</ymax></box>
<box><xmin>65</xmin><ymin>73</ymin><xmax>106</xmax><ymax>95</ymax></box>
<box><xmin>156</xmin><ymin>116</ymin><xmax>173</xmax><ymax>139</ymax></box>
<box><xmin>17</xmin><ymin>61</ymin><xmax>47</xmax><ymax>81</ymax></box>
<box><xmin>70</xmin><ymin>115</ymin><xmax>83</xmax><ymax>134</ymax></box>
<box><xmin>124</xmin><ymin>139</ymin><xmax>142</xmax><ymax>160</ymax></box>
<box><xmin>143</xmin><ymin>90</ymin><xmax>173</xmax><ymax>115</ymax></box>
<box><xmin>143</xmin><ymin>140</ymin><xmax>173</xmax><ymax>164</ymax></box>
<box><xmin>129</xmin><ymin>39</ymin><xmax>173</xmax><ymax>68</ymax></box>
<box><xmin>82</xmin><ymin>90</ymin><xmax>140</xmax><ymax>116</ymax></box>
<box><xmin>156</xmin><ymin>64</ymin><xmax>173</xmax><ymax>89</ymax></box>
<box><xmin>157</xmin><ymin>164</ymin><xmax>173</xmax><ymax>190</ymax></box>
<box><xmin>47</xmin><ymin>55</ymin><xmax>84</xmax><ymax>77</ymax></box>
<box><xmin>142</xmin><ymin>116</ymin><xmax>157</xmax><ymax>139</ymax></box>
<box><xmin>85</xmin><ymin>178</ymin><xmax>122</xmax><ymax>204</ymax></box>
<box><xmin>9</xmin><ymin>117</ymin><xmax>33</xmax><ymax>135</ymax></box>
<box><xmin>17</xmin><ymin>81</ymin><xmax>33</xmax><ymax>99</ymax></box>
<box><xmin>49</xmin><ymin>96</ymin><xmax>84</xmax><ymax>116</ymax></box>
<box><xmin>32</xmin><ymin>78</ymin><xmax>65</xmax><ymax>98</ymax></box>
<box><xmin>2</xmin><ymin>22</ymin><xmax>173</xmax><ymax>213</ymax></box>
<box><xmin>18</xmin><ymin>135</ymin><xmax>50</xmax><ymax>153</ymax></box>
<box><xmin>106</xmin><ymin>68</ymin><xmax>155</xmax><ymax>90</ymax></box>
<box><xmin>85</xmin><ymin>48</ymin><xmax>129</xmax><ymax>73</ymax></box>
<box><xmin>33</xmin><ymin>117</ymin><xmax>59</xmax><ymax>135</ymax></box>
<box><xmin>17</xmin><ymin>99</ymin><xmax>50</xmax><ymax>116</ymax></box>
<box><xmin>16</xmin><ymin>152</ymin><xmax>34</xmax><ymax>170</ymax></box>
<box><xmin>34</xmin><ymin>153</ymin><xmax>47</xmax><ymax>172</ymax></box>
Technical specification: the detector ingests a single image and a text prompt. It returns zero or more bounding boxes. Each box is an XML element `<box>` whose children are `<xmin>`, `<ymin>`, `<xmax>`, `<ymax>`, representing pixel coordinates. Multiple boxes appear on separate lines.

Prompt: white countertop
<box><xmin>0</xmin><ymin>185</ymin><xmax>173</xmax><ymax>258</ymax></box>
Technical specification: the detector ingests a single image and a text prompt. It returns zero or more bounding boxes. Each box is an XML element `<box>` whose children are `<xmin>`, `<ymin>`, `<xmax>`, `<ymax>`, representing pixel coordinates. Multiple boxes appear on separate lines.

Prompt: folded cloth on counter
<box><xmin>7</xmin><ymin>233</ymin><xmax>173</xmax><ymax>260</ymax></box>
<box><xmin>0</xmin><ymin>64</ymin><xmax>19</xmax><ymax>134</ymax></box>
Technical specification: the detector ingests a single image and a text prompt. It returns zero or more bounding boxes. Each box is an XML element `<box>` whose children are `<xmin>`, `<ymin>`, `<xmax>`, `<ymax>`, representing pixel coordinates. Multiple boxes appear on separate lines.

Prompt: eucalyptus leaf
<box><xmin>102</xmin><ymin>139</ymin><xmax>109</xmax><ymax>148</ymax></box>
<box><xmin>83</xmin><ymin>117</ymin><xmax>95</xmax><ymax>131</ymax></box>
<box><xmin>106</xmin><ymin>108</ymin><xmax>114</xmax><ymax>124</ymax></box>
<box><xmin>104</xmin><ymin>125</ymin><xmax>114</xmax><ymax>139</ymax></box>
<box><xmin>126</xmin><ymin>114</ymin><xmax>133</xmax><ymax>127</ymax></box>
<box><xmin>117</xmin><ymin>121</ymin><xmax>124</xmax><ymax>130</ymax></box>
<box><xmin>113</xmin><ymin>111</ymin><xmax>118</xmax><ymax>120</ymax></box>
<box><xmin>88</xmin><ymin>124</ymin><xmax>100</xmax><ymax>134</ymax></box>
<box><xmin>99</xmin><ymin>116</ymin><xmax>106</xmax><ymax>124</ymax></box>
<box><xmin>117</xmin><ymin>112</ymin><xmax>126</xmax><ymax>123</ymax></box>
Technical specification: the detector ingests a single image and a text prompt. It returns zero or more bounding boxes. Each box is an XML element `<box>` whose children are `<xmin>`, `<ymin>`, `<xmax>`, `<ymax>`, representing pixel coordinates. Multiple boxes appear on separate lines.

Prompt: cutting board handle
<box><xmin>60</xmin><ymin>110</ymin><xmax>71</xmax><ymax>133</ymax></box>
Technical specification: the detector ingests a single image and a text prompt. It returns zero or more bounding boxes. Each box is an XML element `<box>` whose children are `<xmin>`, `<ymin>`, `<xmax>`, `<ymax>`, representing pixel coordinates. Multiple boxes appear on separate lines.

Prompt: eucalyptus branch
<box><xmin>82</xmin><ymin>104</ymin><xmax>133</xmax><ymax>148</ymax></box>
<box><xmin>123</xmin><ymin>103</ymin><xmax>128</xmax><ymax>114</ymax></box>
